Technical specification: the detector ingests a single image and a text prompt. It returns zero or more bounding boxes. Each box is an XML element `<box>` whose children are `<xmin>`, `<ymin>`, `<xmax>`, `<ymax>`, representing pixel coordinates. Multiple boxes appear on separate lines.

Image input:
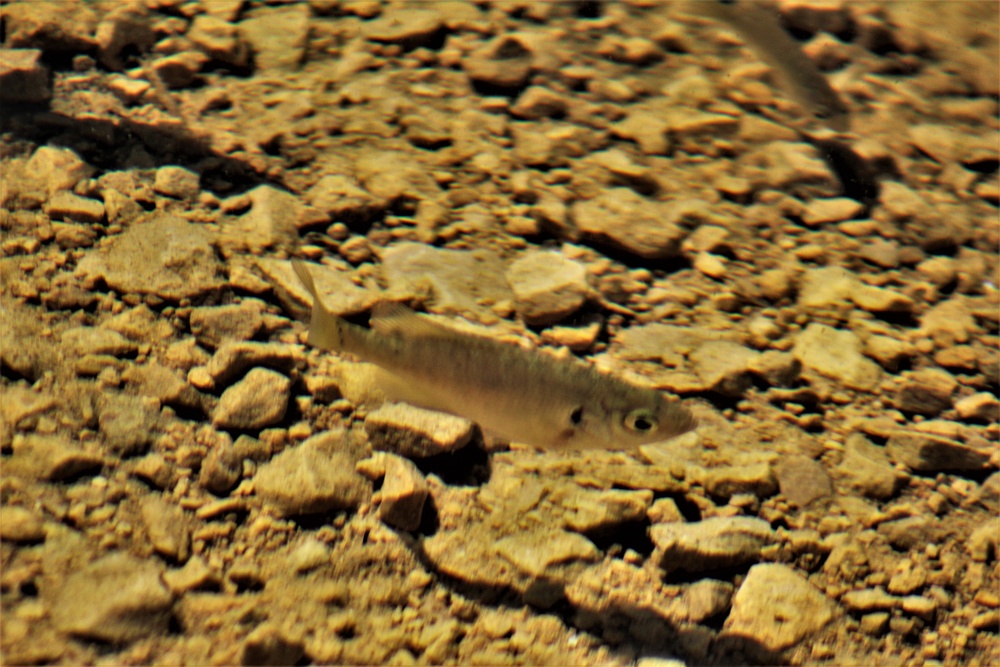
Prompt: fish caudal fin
<box><xmin>291</xmin><ymin>259</ymin><xmax>344</xmax><ymax>351</ymax></box>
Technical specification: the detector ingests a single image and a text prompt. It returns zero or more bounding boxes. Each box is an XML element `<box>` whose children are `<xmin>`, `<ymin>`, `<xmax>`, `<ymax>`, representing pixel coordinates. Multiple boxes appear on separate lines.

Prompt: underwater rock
<box><xmin>212</xmin><ymin>367</ymin><xmax>290</xmax><ymax>430</ymax></box>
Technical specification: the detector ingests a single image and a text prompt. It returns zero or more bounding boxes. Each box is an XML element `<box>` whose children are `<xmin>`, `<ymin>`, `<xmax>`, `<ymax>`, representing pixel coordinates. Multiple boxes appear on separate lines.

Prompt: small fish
<box><xmin>682</xmin><ymin>0</ymin><xmax>851</xmax><ymax>132</ymax></box>
<box><xmin>291</xmin><ymin>260</ymin><xmax>696</xmax><ymax>450</ymax></box>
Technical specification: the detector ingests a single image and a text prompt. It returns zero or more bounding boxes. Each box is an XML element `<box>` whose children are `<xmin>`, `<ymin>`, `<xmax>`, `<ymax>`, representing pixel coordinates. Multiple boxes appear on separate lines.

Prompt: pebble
<box><xmin>895</xmin><ymin>368</ymin><xmax>956</xmax><ymax>416</ymax></box>
<box><xmin>506</xmin><ymin>251</ymin><xmax>589</xmax><ymax>326</ymax></box>
<box><xmin>261</xmin><ymin>257</ymin><xmax>376</xmax><ymax>317</ymax></box>
<box><xmin>775</xmin><ymin>455</ymin><xmax>833</xmax><ymax>508</ymax></box>
<box><xmin>189</xmin><ymin>301</ymin><xmax>265</xmax><ymax>349</ymax></box>
<box><xmin>462</xmin><ymin>34</ymin><xmax>534</xmax><ymax>91</ymax></box>
<box><xmin>50</xmin><ymin>552</ymin><xmax>173</xmax><ymax>643</ymax></box>
<box><xmin>44</xmin><ymin>191</ymin><xmax>106</xmax><ymax>224</ymax></box>
<box><xmin>163</xmin><ymin>555</ymin><xmax>217</xmax><ymax>594</ymax></box>
<box><xmin>0</xmin><ymin>505</ymin><xmax>46</xmax><ymax>543</ymax></box>
<box><xmin>651</xmin><ymin>517</ymin><xmax>776</xmax><ymax>573</ymax></box>
<box><xmin>885</xmin><ymin>431</ymin><xmax>991</xmax><ymax>472</ymax></box>
<box><xmin>149</xmin><ymin>51</ymin><xmax>207</xmax><ymax>89</ymax></box>
<box><xmin>305</xmin><ymin>174</ymin><xmax>386</xmax><ymax>223</ymax></box>
<box><xmin>198</xmin><ymin>434</ymin><xmax>268</xmax><ymax>495</ymax></box>
<box><xmin>10</xmin><ymin>433</ymin><xmax>103</xmax><ymax>481</ymax></box>
<box><xmin>212</xmin><ymin>367</ymin><xmax>291</xmax><ymax>430</ymax></box>
<box><xmin>99</xmin><ymin>393</ymin><xmax>160</xmax><ymax>455</ymax></box>
<box><xmin>287</xmin><ymin>537</ymin><xmax>331</xmax><ymax>574</ymax></box>
<box><xmin>722</xmin><ymin>563</ymin><xmax>837</xmax><ymax>653</ymax></box>
<box><xmin>76</xmin><ymin>215</ymin><xmax>224</xmax><ymax>301</ymax></box>
<box><xmin>797</xmin><ymin>266</ymin><xmax>857</xmax><ymax>310</ymax></box>
<box><xmin>239</xmin><ymin>622</ymin><xmax>305</xmax><ymax>666</ymax></box>
<box><xmin>864</xmin><ymin>335</ymin><xmax>916</xmax><ymax>371</ymax></box>
<box><xmin>140</xmin><ymin>496</ymin><xmax>190</xmax><ymax>562</ymax></box>
<box><xmin>205</xmin><ymin>341</ymin><xmax>304</xmax><ymax>387</ymax></box>
<box><xmin>689</xmin><ymin>341</ymin><xmax>757</xmax><ymax>397</ymax></box>
<box><xmin>877</xmin><ymin>515</ymin><xmax>944</xmax><ymax>551</ymax></box>
<box><xmin>253</xmin><ymin>432</ymin><xmax>371</xmax><ymax>517</ymax></box>
<box><xmin>747</xmin><ymin>141</ymin><xmax>837</xmax><ymax>191</ymax></box>
<box><xmin>378</xmin><ymin>454</ymin><xmax>429</xmax><ymax>532</ymax></box>
<box><xmin>746</xmin><ymin>350</ymin><xmax>801</xmax><ymax>386</ymax></box>
<box><xmin>27</xmin><ymin>145</ymin><xmax>94</xmax><ymax>195</ymax></box>
<box><xmin>187</xmin><ymin>14</ymin><xmax>248</xmax><ymax>67</ymax></box>
<box><xmin>510</xmin><ymin>86</ymin><xmax>568</xmax><ymax>120</ymax></box>
<box><xmin>954</xmin><ymin>392</ymin><xmax>1000</xmax><ymax>423</ymax></box>
<box><xmin>364</xmin><ymin>403</ymin><xmax>475</xmax><ymax>458</ymax></box>
<box><xmin>793</xmin><ymin>323</ymin><xmax>882</xmax><ymax>392</ymax></box>
<box><xmin>570</xmin><ymin>189</ymin><xmax>692</xmax><ymax>259</ymax></box>
<box><xmin>153</xmin><ymin>166</ymin><xmax>200</xmax><ymax>199</ymax></box>
<box><xmin>833</xmin><ymin>434</ymin><xmax>908</xmax><ymax>500</ymax></box>
<box><xmin>841</xmin><ymin>587</ymin><xmax>900</xmax><ymax>613</ymax></box>
<box><xmin>800</xmin><ymin>197</ymin><xmax>864</xmax><ymax>226</ymax></box>
<box><xmin>967</xmin><ymin>522</ymin><xmax>999</xmax><ymax>562</ymax></box>
<box><xmin>495</xmin><ymin>529</ymin><xmax>599</xmax><ymax>579</ymax></box>
<box><xmin>0</xmin><ymin>48</ymin><xmax>51</xmax><ymax>103</ymax></box>
<box><xmin>238</xmin><ymin>3</ymin><xmax>310</xmax><ymax>71</ymax></box>
<box><xmin>856</xmin><ymin>238</ymin><xmax>901</xmax><ymax>269</ymax></box>
<box><xmin>220</xmin><ymin>185</ymin><xmax>300</xmax><ymax>256</ymax></box>
<box><xmin>918</xmin><ymin>299</ymin><xmax>977</xmax><ymax>347</ymax></box>
<box><xmin>850</xmin><ymin>284</ymin><xmax>915</xmax><ymax>314</ymax></box>
<box><xmin>380</xmin><ymin>243</ymin><xmax>513</xmax><ymax>315</ymax></box>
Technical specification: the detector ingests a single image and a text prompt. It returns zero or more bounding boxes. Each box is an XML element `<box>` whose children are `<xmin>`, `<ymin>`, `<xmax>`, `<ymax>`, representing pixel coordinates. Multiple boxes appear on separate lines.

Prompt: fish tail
<box><xmin>291</xmin><ymin>259</ymin><xmax>346</xmax><ymax>351</ymax></box>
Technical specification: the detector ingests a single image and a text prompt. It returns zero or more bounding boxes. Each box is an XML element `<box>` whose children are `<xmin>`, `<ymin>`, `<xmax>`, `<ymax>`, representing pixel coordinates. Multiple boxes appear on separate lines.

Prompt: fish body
<box><xmin>683</xmin><ymin>0</ymin><xmax>850</xmax><ymax>132</ymax></box>
<box><xmin>292</xmin><ymin>260</ymin><xmax>696</xmax><ymax>450</ymax></box>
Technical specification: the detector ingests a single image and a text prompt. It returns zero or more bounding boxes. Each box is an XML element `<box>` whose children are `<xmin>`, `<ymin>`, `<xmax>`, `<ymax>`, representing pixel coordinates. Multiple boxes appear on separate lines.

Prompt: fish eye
<box><xmin>624</xmin><ymin>410</ymin><xmax>658</xmax><ymax>433</ymax></box>
<box><xmin>569</xmin><ymin>406</ymin><xmax>584</xmax><ymax>426</ymax></box>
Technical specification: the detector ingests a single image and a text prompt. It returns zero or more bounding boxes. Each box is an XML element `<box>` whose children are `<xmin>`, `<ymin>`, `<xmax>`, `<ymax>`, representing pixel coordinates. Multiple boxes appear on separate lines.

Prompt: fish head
<box><xmin>555</xmin><ymin>390</ymin><xmax>697</xmax><ymax>451</ymax></box>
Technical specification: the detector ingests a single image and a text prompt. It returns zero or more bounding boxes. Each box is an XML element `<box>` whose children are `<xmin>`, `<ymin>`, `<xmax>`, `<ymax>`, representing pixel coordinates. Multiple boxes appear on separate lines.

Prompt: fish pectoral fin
<box><xmin>370</xmin><ymin>302</ymin><xmax>462</xmax><ymax>340</ymax></box>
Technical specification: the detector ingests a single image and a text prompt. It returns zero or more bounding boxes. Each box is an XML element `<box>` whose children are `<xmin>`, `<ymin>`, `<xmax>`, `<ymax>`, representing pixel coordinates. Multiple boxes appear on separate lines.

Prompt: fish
<box><xmin>291</xmin><ymin>260</ymin><xmax>696</xmax><ymax>451</ymax></box>
<box><xmin>681</xmin><ymin>0</ymin><xmax>851</xmax><ymax>132</ymax></box>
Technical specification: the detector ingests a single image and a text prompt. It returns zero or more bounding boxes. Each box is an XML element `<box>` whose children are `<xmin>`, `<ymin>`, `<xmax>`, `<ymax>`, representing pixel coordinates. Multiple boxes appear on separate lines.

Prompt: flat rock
<box><xmin>378</xmin><ymin>454</ymin><xmax>429</xmax><ymax>532</ymax></box>
<box><xmin>305</xmin><ymin>174</ymin><xmax>386</xmax><ymax>224</ymax></box>
<box><xmin>895</xmin><ymin>368</ymin><xmax>957</xmax><ymax>416</ymax></box>
<box><xmin>506</xmin><ymin>251</ymin><xmax>589</xmax><ymax>326</ymax></box>
<box><xmin>793</xmin><ymin>323</ymin><xmax>882</xmax><ymax>391</ymax></box>
<box><xmin>651</xmin><ymin>517</ymin><xmax>776</xmax><ymax>573</ymax></box>
<box><xmin>797</xmin><ymin>266</ymin><xmax>857</xmax><ymax>310</ymax></box>
<box><xmin>238</xmin><ymin>3</ymin><xmax>309</xmax><ymax>71</ymax></box>
<box><xmin>918</xmin><ymin>298</ymin><xmax>977</xmax><ymax>347</ymax></box>
<box><xmin>0</xmin><ymin>48</ymin><xmax>51</xmax><ymax>103</ymax></box>
<box><xmin>50</xmin><ymin>552</ymin><xmax>173</xmax><ymax>644</ymax></box>
<box><xmin>76</xmin><ymin>215</ymin><xmax>223</xmax><ymax>301</ymax></box>
<box><xmin>61</xmin><ymin>326</ymin><xmax>135</xmax><ymax>357</ymax></box>
<box><xmin>955</xmin><ymin>392</ymin><xmax>1000</xmax><ymax>423</ymax></box>
<box><xmin>801</xmin><ymin>197</ymin><xmax>864</xmax><ymax>226</ymax></box>
<box><xmin>462</xmin><ymin>34</ymin><xmax>535</xmax><ymax>91</ymax></box>
<box><xmin>380</xmin><ymin>243</ymin><xmax>512</xmax><ymax>315</ymax></box>
<box><xmin>219</xmin><ymin>185</ymin><xmax>300</xmax><ymax>255</ymax></box>
<box><xmin>877</xmin><ymin>515</ymin><xmax>946</xmax><ymax>551</ymax></box>
<box><xmin>775</xmin><ymin>455</ymin><xmax>833</xmax><ymax>508</ymax></box>
<box><xmin>140</xmin><ymin>495</ymin><xmax>190</xmax><ymax>562</ymax></box>
<box><xmin>253</xmin><ymin>432</ymin><xmax>371</xmax><ymax>517</ymax></box>
<box><xmin>886</xmin><ymin>431</ymin><xmax>991</xmax><ymax>472</ymax></box>
<box><xmin>212</xmin><ymin>367</ymin><xmax>291</xmax><ymax>430</ymax></box>
<box><xmin>722</xmin><ymin>563</ymin><xmax>837</xmax><ymax>654</ymax></box>
<box><xmin>153</xmin><ymin>166</ymin><xmax>200</xmax><ymax>199</ymax></box>
<box><xmin>364</xmin><ymin>403</ymin><xmax>475</xmax><ymax>457</ymax></box>
<box><xmin>99</xmin><ymin>393</ymin><xmax>160</xmax><ymax>455</ymax></box>
<box><xmin>260</xmin><ymin>257</ymin><xmax>376</xmax><ymax>317</ymax></box>
<box><xmin>702</xmin><ymin>462</ymin><xmax>778</xmax><ymax>500</ymax></box>
<box><xmin>571</xmin><ymin>188</ymin><xmax>693</xmax><ymax>259</ymax></box>
<box><xmin>10</xmin><ymin>433</ymin><xmax>103</xmax><ymax>481</ymax></box>
<box><xmin>554</xmin><ymin>487</ymin><xmax>653</xmax><ymax>534</ymax></box>
<box><xmin>0</xmin><ymin>505</ymin><xmax>46</xmax><ymax>543</ymax></box>
<box><xmin>833</xmin><ymin>434</ymin><xmax>908</xmax><ymax>500</ymax></box>
<box><xmin>44</xmin><ymin>191</ymin><xmax>105</xmax><ymax>223</ymax></box>
<box><xmin>495</xmin><ymin>529</ymin><xmax>600</xmax><ymax>579</ymax></box>
<box><xmin>689</xmin><ymin>341</ymin><xmax>758</xmax><ymax>397</ymax></box>
<box><xmin>362</xmin><ymin>8</ymin><xmax>443</xmax><ymax>48</ymax></box>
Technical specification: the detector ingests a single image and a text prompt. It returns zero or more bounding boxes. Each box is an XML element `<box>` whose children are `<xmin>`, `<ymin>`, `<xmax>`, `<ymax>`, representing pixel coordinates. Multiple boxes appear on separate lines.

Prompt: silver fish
<box><xmin>291</xmin><ymin>260</ymin><xmax>696</xmax><ymax>450</ymax></box>
<box><xmin>683</xmin><ymin>0</ymin><xmax>851</xmax><ymax>132</ymax></box>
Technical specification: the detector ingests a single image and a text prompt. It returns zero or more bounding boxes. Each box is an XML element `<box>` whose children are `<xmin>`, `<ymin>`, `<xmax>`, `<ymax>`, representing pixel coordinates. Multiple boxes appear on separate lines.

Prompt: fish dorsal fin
<box><xmin>370</xmin><ymin>302</ymin><xmax>459</xmax><ymax>339</ymax></box>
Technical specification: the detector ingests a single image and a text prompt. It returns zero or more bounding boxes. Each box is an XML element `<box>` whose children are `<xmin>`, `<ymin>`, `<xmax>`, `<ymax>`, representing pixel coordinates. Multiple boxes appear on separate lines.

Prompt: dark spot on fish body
<box><xmin>570</xmin><ymin>406</ymin><xmax>584</xmax><ymax>425</ymax></box>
